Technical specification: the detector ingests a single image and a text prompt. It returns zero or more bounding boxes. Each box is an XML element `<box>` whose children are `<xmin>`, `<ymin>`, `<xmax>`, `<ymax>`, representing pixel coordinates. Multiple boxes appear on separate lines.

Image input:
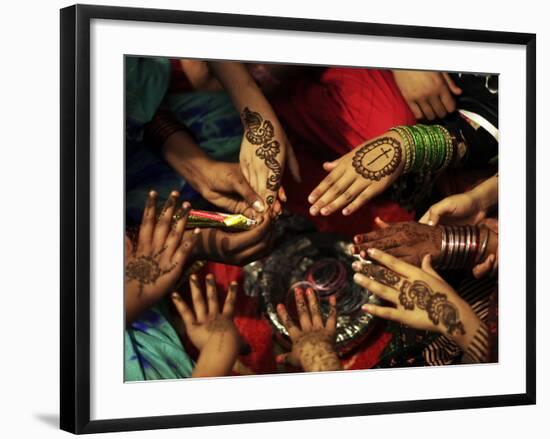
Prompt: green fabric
<box><xmin>125</xmin><ymin>304</ymin><xmax>194</xmax><ymax>381</ymax></box>
<box><xmin>125</xmin><ymin>57</ymin><xmax>171</xmax><ymax>125</ymax></box>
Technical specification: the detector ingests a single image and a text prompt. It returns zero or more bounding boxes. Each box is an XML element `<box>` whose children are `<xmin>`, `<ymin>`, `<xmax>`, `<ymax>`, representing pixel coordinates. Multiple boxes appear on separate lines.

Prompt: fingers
<box><xmin>421</xmin><ymin>254</ymin><xmax>444</xmax><ymax>280</ymax></box>
<box><xmin>189</xmin><ymin>274</ymin><xmax>207</xmax><ymax>321</ymax></box>
<box><xmin>353</xmin><ymin>272</ymin><xmax>399</xmax><ymax>305</ymax></box>
<box><xmin>173</xmin><ymin>227</ymin><xmax>200</xmax><ymax>265</ymax></box>
<box><xmin>442</xmin><ymin>73</ymin><xmax>462</xmax><ymax>95</ymax></box>
<box><xmin>362</xmin><ymin>248</ymin><xmax>416</xmax><ymax>278</ymax></box>
<box><xmin>472</xmin><ymin>254</ymin><xmax>496</xmax><ymax>279</ymax></box>
<box><xmin>222</xmin><ymin>281</ymin><xmax>238</xmax><ymax>317</ymax></box>
<box><xmin>418</xmin><ymin>98</ymin><xmax>436</xmax><ymax>121</ymax></box>
<box><xmin>286</xmin><ymin>142</ymin><xmax>302</xmax><ymax>183</ymax></box>
<box><xmin>408</xmin><ymin>101</ymin><xmax>423</xmax><ymax>120</ymax></box>
<box><xmin>233</xmin><ymin>212</ymin><xmax>273</xmax><ymax>251</ymax></box>
<box><xmin>310</xmin><ymin>174</ymin><xmax>355</xmax><ymax>216</ymax></box>
<box><xmin>164</xmin><ymin>202</ymin><xmax>191</xmax><ymax>260</ymax></box>
<box><xmin>137</xmin><ymin>190</ymin><xmax>157</xmax><ymax>254</ymax></box>
<box><xmin>278</xmin><ymin>186</ymin><xmax>287</xmax><ymax>203</ymax></box>
<box><xmin>294</xmin><ymin>288</ymin><xmax>312</xmax><ymax>331</ymax></box>
<box><xmin>325</xmin><ymin>295</ymin><xmax>337</xmax><ymax>334</ymax></box>
<box><xmin>321</xmin><ymin>180</ymin><xmax>365</xmax><ymax>216</ymax></box>
<box><xmin>205</xmin><ymin>273</ymin><xmax>219</xmax><ymax>316</ymax></box>
<box><xmin>342</xmin><ymin>185</ymin><xmax>381</xmax><ymax>216</ymax></box>
<box><xmin>125</xmin><ymin>235</ymin><xmax>134</xmax><ymax>257</ymax></box>
<box><xmin>362</xmin><ymin>303</ymin><xmax>401</xmax><ymax>322</ymax></box>
<box><xmin>276</xmin><ymin>303</ymin><xmax>301</xmax><ymax>341</ymax></box>
<box><xmin>171</xmin><ymin>292</ymin><xmax>196</xmax><ymax>328</ymax></box>
<box><xmin>440</xmin><ymin>87</ymin><xmax>457</xmax><ymax>114</ymax></box>
<box><xmin>152</xmin><ymin>191</ymin><xmax>179</xmax><ymax>253</ymax></box>
<box><xmin>305</xmin><ymin>288</ymin><xmax>324</xmax><ymax>330</ymax></box>
<box><xmin>429</xmin><ymin>96</ymin><xmax>448</xmax><ymax>119</ymax></box>
<box><xmin>232</xmin><ymin>174</ymin><xmax>265</xmax><ymax>214</ymax></box>
<box><xmin>322</xmin><ymin>157</ymin><xmax>342</xmax><ymax>172</ymax></box>
<box><xmin>308</xmin><ymin>166</ymin><xmax>345</xmax><ymax>207</ymax></box>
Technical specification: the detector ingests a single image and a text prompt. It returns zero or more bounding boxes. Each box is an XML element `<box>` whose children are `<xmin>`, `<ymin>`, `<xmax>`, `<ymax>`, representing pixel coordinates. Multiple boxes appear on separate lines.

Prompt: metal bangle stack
<box><xmin>438</xmin><ymin>225</ymin><xmax>490</xmax><ymax>269</ymax></box>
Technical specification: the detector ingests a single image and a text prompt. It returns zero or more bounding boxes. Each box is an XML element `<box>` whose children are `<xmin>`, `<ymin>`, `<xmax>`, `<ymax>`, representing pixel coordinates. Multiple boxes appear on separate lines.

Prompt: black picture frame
<box><xmin>60</xmin><ymin>4</ymin><xmax>536</xmax><ymax>434</ymax></box>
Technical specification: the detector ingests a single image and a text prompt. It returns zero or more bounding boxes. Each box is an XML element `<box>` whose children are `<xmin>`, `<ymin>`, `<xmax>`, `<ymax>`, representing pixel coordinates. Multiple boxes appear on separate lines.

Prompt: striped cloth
<box><xmin>422</xmin><ymin>275</ymin><xmax>496</xmax><ymax>366</ymax></box>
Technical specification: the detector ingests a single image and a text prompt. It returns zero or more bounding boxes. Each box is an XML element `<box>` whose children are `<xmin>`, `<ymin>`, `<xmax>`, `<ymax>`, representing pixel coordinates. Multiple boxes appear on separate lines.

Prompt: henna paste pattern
<box><xmin>361</xmin><ymin>263</ymin><xmax>401</xmax><ymax>286</ymax></box>
<box><xmin>399</xmin><ymin>280</ymin><xmax>465</xmax><ymax>335</ymax></box>
<box><xmin>125</xmin><ymin>247</ymin><xmax>176</xmax><ymax>296</ymax></box>
<box><xmin>352</xmin><ymin>137</ymin><xmax>402</xmax><ymax>181</ymax></box>
<box><xmin>242</xmin><ymin>107</ymin><xmax>282</xmax><ymax>192</ymax></box>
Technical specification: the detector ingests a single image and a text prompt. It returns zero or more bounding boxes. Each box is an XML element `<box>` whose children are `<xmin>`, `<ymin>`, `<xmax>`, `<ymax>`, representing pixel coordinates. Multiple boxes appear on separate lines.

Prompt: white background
<box><xmin>0</xmin><ymin>0</ymin><xmax>547</xmax><ymax>437</ymax></box>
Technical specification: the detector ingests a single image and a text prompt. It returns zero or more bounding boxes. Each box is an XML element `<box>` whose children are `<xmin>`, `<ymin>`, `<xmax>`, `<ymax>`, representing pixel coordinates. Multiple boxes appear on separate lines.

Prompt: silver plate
<box><xmin>243</xmin><ymin>226</ymin><xmax>380</xmax><ymax>356</ymax></box>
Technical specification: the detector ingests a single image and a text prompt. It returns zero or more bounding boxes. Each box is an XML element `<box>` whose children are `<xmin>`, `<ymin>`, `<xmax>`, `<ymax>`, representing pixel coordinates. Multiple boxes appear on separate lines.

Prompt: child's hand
<box><xmin>276</xmin><ymin>288</ymin><xmax>341</xmax><ymax>372</ymax></box>
<box><xmin>171</xmin><ymin>274</ymin><xmax>243</xmax><ymax>377</ymax></box>
<box><xmin>308</xmin><ymin>132</ymin><xmax>405</xmax><ymax>217</ymax></box>
<box><xmin>125</xmin><ymin>191</ymin><xmax>200</xmax><ymax>324</ymax></box>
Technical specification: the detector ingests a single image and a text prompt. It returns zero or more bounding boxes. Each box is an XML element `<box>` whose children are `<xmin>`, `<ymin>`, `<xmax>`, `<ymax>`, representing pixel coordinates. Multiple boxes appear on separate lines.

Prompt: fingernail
<box><xmin>342</xmin><ymin>208</ymin><xmax>350</xmax><ymax>216</ymax></box>
<box><xmin>320</xmin><ymin>208</ymin><xmax>328</xmax><ymax>216</ymax></box>
<box><xmin>360</xmin><ymin>250</ymin><xmax>367</xmax><ymax>259</ymax></box>
<box><xmin>308</xmin><ymin>194</ymin><xmax>316</xmax><ymax>203</ymax></box>
<box><xmin>310</xmin><ymin>206</ymin><xmax>318</xmax><ymax>216</ymax></box>
<box><xmin>367</xmin><ymin>248</ymin><xmax>376</xmax><ymax>256</ymax></box>
<box><xmin>353</xmin><ymin>273</ymin><xmax>363</xmax><ymax>282</ymax></box>
<box><xmin>171</xmin><ymin>292</ymin><xmax>180</xmax><ymax>300</ymax></box>
<box><xmin>193</xmin><ymin>227</ymin><xmax>200</xmax><ymax>235</ymax></box>
<box><xmin>253</xmin><ymin>200</ymin><xmax>265</xmax><ymax>212</ymax></box>
<box><xmin>362</xmin><ymin>304</ymin><xmax>373</xmax><ymax>312</ymax></box>
<box><xmin>428</xmin><ymin>220</ymin><xmax>434</xmax><ymax>226</ymax></box>
<box><xmin>354</xmin><ymin>235</ymin><xmax>362</xmax><ymax>244</ymax></box>
<box><xmin>276</xmin><ymin>354</ymin><xmax>286</xmax><ymax>364</ymax></box>
<box><xmin>352</xmin><ymin>261</ymin><xmax>361</xmax><ymax>271</ymax></box>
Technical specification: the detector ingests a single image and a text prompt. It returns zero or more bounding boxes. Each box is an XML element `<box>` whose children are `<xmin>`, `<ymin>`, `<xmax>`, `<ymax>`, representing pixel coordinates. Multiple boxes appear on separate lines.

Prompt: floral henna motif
<box><xmin>242</xmin><ymin>107</ymin><xmax>282</xmax><ymax>192</ymax></box>
<box><xmin>125</xmin><ymin>247</ymin><xmax>176</xmax><ymax>296</ymax></box>
<box><xmin>352</xmin><ymin>137</ymin><xmax>402</xmax><ymax>181</ymax></box>
<box><xmin>399</xmin><ymin>280</ymin><xmax>465</xmax><ymax>335</ymax></box>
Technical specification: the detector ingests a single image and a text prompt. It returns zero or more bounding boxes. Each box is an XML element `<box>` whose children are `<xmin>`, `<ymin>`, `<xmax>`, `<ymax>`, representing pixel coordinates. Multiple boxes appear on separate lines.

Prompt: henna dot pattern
<box><xmin>352</xmin><ymin>137</ymin><xmax>402</xmax><ymax>181</ymax></box>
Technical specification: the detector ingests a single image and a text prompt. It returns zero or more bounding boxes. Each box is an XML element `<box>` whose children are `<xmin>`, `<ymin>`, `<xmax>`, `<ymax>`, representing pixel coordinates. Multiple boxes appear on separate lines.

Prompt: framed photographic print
<box><xmin>60</xmin><ymin>4</ymin><xmax>536</xmax><ymax>434</ymax></box>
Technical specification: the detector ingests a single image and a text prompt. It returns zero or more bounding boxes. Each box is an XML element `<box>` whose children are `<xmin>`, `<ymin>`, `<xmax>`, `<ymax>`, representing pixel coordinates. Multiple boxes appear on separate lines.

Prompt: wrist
<box><xmin>162</xmin><ymin>132</ymin><xmax>214</xmax><ymax>182</ymax></box>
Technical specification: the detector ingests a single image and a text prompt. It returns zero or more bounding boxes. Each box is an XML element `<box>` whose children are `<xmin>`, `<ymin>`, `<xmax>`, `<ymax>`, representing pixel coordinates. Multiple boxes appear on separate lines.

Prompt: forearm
<box><xmin>446</xmin><ymin>301</ymin><xmax>490</xmax><ymax>363</ymax></box>
<box><xmin>208</xmin><ymin>62</ymin><xmax>276</xmax><ymax>116</ymax></box>
<box><xmin>191</xmin><ymin>335</ymin><xmax>239</xmax><ymax>378</ymax></box>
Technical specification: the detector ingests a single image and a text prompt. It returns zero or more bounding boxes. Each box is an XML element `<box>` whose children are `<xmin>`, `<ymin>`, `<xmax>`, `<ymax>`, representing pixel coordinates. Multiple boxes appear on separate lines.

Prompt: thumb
<box><xmin>419</xmin><ymin>200</ymin><xmax>452</xmax><ymax>226</ymax></box>
<box><xmin>285</xmin><ymin>142</ymin><xmax>302</xmax><ymax>183</ymax></box>
<box><xmin>374</xmin><ymin>216</ymin><xmax>390</xmax><ymax>229</ymax></box>
<box><xmin>421</xmin><ymin>254</ymin><xmax>444</xmax><ymax>280</ymax></box>
<box><xmin>233</xmin><ymin>176</ymin><xmax>265</xmax><ymax>213</ymax></box>
<box><xmin>323</xmin><ymin>159</ymin><xmax>341</xmax><ymax>172</ymax></box>
<box><xmin>443</xmin><ymin>73</ymin><xmax>462</xmax><ymax>95</ymax></box>
<box><xmin>276</xmin><ymin>352</ymin><xmax>301</xmax><ymax>368</ymax></box>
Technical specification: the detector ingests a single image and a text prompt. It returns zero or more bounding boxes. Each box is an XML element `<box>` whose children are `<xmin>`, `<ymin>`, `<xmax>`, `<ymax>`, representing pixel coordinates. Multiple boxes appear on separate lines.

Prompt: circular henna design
<box><xmin>352</xmin><ymin>137</ymin><xmax>402</xmax><ymax>181</ymax></box>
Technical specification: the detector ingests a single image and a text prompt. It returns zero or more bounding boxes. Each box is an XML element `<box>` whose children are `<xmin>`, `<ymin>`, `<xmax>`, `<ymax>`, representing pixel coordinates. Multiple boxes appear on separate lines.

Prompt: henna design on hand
<box><xmin>352</xmin><ymin>137</ymin><xmax>402</xmax><ymax>181</ymax></box>
<box><xmin>399</xmin><ymin>280</ymin><xmax>465</xmax><ymax>336</ymax></box>
<box><xmin>242</xmin><ymin>107</ymin><xmax>282</xmax><ymax>192</ymax></box>
<box><xmin>294</xmin><ymin>332</ymin><xmax>341</xmax><ymax>372</ymax></box>
<box><xmin>360</xmin><ymin>263</ymin><xmax>401</xmax><ymax>286</ymax></box>
<box><xmin>125</xmin><ymin>247</ymin><xmax>176</xmax><ymax>296</ymax></box>
<box><xmin>205</xmin><ymin>318</ymin><xmax>234</xmax><ymax>352</ymax></box>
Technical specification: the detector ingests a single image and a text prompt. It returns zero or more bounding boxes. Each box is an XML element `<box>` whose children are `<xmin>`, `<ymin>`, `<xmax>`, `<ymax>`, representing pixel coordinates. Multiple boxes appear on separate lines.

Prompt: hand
<box><xmin>125</xmin><ymin>191</ymin><xmax>200</xmax><ymax>324</ymax></box>
<box><xmin>191</xmin><ymin>211</ymin><xmax>275</xmax><ymax>266</ymax></box>
<box><xmin>352</xmin><ymin>221</ymin><xmax>442</xmax><ymax>267</ymax></box>
<box><xmin>352</xmin><ymin>249</ymin><xmax>480</xmax><ymax>344</ymax></box>
<box><xmin>392</xmin><ymin>70</ymin><xmax>462</xmax><ymax>120</ymax></box>
<box><xmin>171</xmin><ymin>274</ymin><xmax>243</xmax><ymax>377</ymax></box>
<box><xmin>472</xmin><ymin>218</ymin><xmax>499</xmax><ymax>279</ymax></box>
<box><xmin>308</xmin><ymin>132</ymin><xmax>405</xmax><ymax>216</ymax></box>
<box><xmin>240</xmin><ymin>107</ymin><xmax>299</xmax><ymax>213</ymax></box>
<box><xmin>276</xmin><ymin>288</ymin><xmax>341</xmax><ymax>372</ymax></box>
<box><xmin>419</xmin><ymin>192</ymin><xmax>487</xmax><ymax>226</ymax></box>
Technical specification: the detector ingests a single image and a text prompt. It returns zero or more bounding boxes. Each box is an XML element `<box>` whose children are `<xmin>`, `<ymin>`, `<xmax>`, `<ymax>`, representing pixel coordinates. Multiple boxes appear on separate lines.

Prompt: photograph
<box><xmin>123</xmin><ymin>57</ymin><xmax>499</xmax><ymax>381</ymax></box>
